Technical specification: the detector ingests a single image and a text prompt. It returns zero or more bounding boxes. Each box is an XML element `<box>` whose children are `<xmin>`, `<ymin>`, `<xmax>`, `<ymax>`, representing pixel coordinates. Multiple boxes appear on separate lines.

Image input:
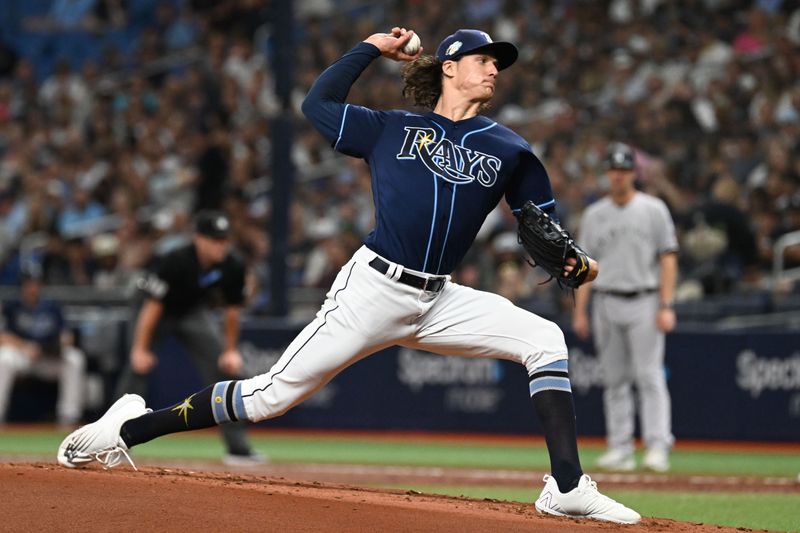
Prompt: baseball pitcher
<box><xmin>58</xmin><ymin>28</ymin><xmax>640</xmax><ymax>524</ymax></box>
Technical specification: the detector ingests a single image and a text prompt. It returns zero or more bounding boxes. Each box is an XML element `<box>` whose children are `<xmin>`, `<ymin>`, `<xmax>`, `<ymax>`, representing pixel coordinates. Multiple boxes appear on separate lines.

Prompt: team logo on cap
<box><xmin>446</xmin><ymin>41</ymin><xmax>462</xmax><ymax>56</ymax></box>
<box><xmin>216</xmin><ymin>217</ymin><xmax>229</xmax><ymax>231</ymax></box>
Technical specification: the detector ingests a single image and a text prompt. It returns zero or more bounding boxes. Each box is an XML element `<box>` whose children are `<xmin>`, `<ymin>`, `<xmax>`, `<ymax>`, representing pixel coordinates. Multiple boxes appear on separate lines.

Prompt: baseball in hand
<box><xmin>403</xmin><ymin>33</ymin><xmax>421</xmax><ymax>55</ymax></box>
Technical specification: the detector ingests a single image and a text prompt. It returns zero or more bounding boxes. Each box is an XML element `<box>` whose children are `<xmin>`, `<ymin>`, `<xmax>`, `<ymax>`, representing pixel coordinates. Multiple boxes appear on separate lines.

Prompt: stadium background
<box><xmin>0</xmin><ymin>0</ymin><xmax>799</xmax><ymax>441</ymax></box>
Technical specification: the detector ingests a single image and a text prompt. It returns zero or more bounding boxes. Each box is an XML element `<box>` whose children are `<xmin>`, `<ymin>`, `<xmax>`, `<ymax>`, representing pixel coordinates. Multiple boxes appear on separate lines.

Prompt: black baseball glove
<box><xmin>516</xmin><ymin>200</ymin><xmax>591</xmax><ymax>289</ymax></box>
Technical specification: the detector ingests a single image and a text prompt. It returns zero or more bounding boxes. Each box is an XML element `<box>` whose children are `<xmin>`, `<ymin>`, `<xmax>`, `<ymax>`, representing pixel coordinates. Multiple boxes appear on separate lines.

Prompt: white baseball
<box><xmin>403</xmin><ymin>33</ymin><xmax>421</xmax><ymax>55</ymax></box>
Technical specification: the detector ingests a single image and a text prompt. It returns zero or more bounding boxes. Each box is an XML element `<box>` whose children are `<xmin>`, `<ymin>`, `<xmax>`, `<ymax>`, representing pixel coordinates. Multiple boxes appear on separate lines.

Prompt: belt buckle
<box><xmin>422</xmin><ymin>276</ymin><xmax>432</xmax><ymax>292</ymax></box>
<box><xmin>423</xmin><ymin>276</ymin><xmax>443</xmax><ymax>292</ymax></box>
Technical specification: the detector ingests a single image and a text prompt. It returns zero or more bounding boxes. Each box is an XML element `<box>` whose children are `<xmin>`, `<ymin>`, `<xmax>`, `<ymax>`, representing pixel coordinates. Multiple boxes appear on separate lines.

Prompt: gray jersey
<box><xmin>578</xmin><ymin>192</ymin><xmax>678</xmax><ymax>291</ymax></box>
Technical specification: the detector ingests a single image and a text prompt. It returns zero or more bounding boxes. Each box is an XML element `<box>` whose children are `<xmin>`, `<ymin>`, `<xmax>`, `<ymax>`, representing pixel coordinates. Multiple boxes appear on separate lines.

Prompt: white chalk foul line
<box><xmin>277</xmin><ymin>463</ymin><xmax>798</xmax><ymax>487</ymax></box>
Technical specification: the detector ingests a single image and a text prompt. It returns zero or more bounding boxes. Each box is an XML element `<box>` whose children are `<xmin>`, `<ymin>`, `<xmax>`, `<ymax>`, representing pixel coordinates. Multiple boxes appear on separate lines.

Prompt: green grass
<box><xmin>2</xmin><ymin>430</ymin><xmax>800</xmax><ymax>474</ymax></box>
<box><xmin>2</xmin><ymin>429</ymin><xmax>799</xmax><ymax>532</ymax></box>
<box><xmin>6</xmin><ymin>430</ymin><xmax>798</xmax><ymax>476</ymax></box>
<box><xmin>378</xmin><ymin>485</ymin><xmax>800</xmax><ymax>532</ymax></box>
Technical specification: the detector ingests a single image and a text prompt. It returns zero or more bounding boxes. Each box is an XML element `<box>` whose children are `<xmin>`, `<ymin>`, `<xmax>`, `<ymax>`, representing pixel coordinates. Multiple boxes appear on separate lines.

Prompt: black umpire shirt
<box><xmin>137</xmin><ymin>243</ymin><xmax>246</xmax><ymax>317</ymax></box>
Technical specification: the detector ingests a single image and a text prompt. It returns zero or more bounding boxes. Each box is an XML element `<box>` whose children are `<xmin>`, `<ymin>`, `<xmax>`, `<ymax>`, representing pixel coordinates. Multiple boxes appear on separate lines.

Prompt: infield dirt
<box><xmin>1</xmin><ymin>463</ymin><xmax>772</xmax><ymax>532</ymax></box>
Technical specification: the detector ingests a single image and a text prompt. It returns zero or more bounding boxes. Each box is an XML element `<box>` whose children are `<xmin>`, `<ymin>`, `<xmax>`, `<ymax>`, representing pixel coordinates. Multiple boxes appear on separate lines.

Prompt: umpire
<box><xmin>115</xmin><ymin>210</ymin><xmax>262</xmax><ymax>465</ymax></box>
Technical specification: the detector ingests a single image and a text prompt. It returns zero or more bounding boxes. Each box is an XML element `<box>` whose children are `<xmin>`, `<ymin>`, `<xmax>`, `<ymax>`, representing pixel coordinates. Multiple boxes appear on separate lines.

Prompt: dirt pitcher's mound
<box><xmin>1</xmin><ymin>463</ymin><xmax>755</xmax><ymax>532</ymax></box>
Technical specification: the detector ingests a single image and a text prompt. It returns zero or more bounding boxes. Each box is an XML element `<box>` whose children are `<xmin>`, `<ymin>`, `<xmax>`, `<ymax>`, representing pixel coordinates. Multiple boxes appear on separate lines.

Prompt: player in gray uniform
<box><xmin>572</xmin><ymin>142</ymin><xmax>679</xmax><ymax>472</ymax></box>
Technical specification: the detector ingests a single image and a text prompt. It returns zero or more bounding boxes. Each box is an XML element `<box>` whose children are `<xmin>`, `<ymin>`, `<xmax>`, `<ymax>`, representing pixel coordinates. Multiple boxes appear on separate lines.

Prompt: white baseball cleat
<box><xmin>57</xmin><ymin>394</ymin><xmax>149</xmax><ymax>470</ymax></box>
<box><xmin>595</xmin><ymin>448</ymin><xmax>636</xmax><ymax>471</ymax></box>
<box><xmin>535</xmin><ymin>474</ymin><xmax>641</xmax><ymax>524</ymax></box>
<box><xmin>643</xmin><ymin>448</ymin><xmax>670</xmax><ymax>472</ymax></box>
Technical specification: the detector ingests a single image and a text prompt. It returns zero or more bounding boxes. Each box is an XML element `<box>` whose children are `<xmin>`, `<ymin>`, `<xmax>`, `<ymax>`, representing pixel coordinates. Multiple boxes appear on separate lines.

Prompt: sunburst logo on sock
<box><xmin>171</xmin><ymin>394</ymin><xmax>195</xmax><ymax>426</ymax></box>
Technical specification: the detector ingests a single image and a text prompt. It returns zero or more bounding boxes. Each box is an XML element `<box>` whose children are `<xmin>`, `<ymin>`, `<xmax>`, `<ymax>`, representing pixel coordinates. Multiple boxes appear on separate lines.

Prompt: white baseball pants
<box><xmin>239</xmin><ymin>246</ymin><xmax>568</xmax><ymax>422</ymax></box>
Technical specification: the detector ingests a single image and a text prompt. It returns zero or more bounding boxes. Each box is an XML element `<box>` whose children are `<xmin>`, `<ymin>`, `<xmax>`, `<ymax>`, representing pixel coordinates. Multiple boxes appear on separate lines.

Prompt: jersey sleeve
<box><xmin>333</xmin><ymin>105</ymin><xmax>390</xmax><ymax>158</ymax></box>
<box><xmin>653</xmin><ymin>200</ymin><xmax>679</xmax><ymax>255</ymax></box>
<box><xmin>138</xmin><ymin>254</ymin><xmax>174</xmax><ymax>301</ymax></box>
<box><xmin>301</xmin><ymin>42</ymin><xmax>385</xmax><ymax>158</ymax></box>
<box><xmin>505</xmin><ymin>149</ymin><xmax>557</xmax><ymax>216</ymax></box>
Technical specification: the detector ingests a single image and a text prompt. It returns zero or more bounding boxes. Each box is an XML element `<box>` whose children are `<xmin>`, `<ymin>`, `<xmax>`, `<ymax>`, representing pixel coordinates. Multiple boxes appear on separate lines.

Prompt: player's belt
<box><xmin>595</xmin><ymin>288</ymin><xmax>658</xmax><ymax>299</ymax></box>
<box><xmin>368</xmin><ymin>257</ymin><xmax>447</xmax><ymax>292</ymax></box>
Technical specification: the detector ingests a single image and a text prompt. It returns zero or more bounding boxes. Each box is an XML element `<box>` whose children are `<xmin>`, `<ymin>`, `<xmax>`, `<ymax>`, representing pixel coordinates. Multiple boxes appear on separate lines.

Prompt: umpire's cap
<box><xmin>605</xmin><ymin>142</ymin><xmax>636</xmax><ymax>170</ymax></box>
<box><xmin>195</xmin><ymin>210</ymin><xmax>231</xmax><ymax>239</ymax></box>
<box><xmin>436</xmin><ymin>29</ymin><xmax>518</xmax><ymax>71</ymax></box>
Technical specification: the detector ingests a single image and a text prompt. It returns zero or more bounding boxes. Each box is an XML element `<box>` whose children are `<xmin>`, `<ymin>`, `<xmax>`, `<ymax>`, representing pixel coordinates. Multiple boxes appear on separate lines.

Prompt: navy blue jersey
<box><xmin>2</xmin><ymin>299</ymin><xmax>65</xmax><ymax>356</ymax></box>
<box><xmin>302</xmin><ymin>42</ymin><xmax>555</xmax><ymax>274</ymax></box>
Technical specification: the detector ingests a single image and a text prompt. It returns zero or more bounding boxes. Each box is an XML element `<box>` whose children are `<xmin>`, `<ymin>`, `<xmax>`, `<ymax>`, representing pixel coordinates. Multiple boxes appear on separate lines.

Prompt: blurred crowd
<box><xmin>1</xmin><ymin>0</ymin><xmax>800</xmax><ymax>316</ymax></box>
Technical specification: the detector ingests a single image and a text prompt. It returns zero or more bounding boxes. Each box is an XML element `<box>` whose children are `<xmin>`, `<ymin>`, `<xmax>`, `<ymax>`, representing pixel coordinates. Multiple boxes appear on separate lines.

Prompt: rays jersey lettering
<box><xmin>396</xmin><ymin>127</ymin><xmax>501</xmax><ymax>187</ymax></box>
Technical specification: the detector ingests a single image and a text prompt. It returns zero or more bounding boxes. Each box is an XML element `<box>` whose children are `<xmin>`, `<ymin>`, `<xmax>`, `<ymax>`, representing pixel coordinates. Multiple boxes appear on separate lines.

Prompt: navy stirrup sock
<box><xmin>529</xmin><ymin>360</ymin><xmax>583</xmax><ymax>493</ymax></box>
<box><xmin>121</xmin><ymin>381</ymin><xmax>244</xmax><ymax>448</ymax></box>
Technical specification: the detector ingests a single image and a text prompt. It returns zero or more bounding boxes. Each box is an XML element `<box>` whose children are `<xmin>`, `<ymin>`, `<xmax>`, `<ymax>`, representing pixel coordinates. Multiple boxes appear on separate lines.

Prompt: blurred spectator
<box><xmin>0</xmin><ymin>33</ymin><xmax>19</xmax><ymax>78</ymax></box>
<box><xmin>90</xmin><ymin>232</ymin><xmax>124</xmax><ymax>289</ymax></box>
<box><xmin>38</xmin><ymin>60</ymin><xmax>92</xmax><ymax>128</ymax></box>
<box><xmin>0</xmin><ymin>265</ymin><xmax>86</xmax><ymax>426</ymax></box>
<box><xmin>0</xmin><ymin>0</ymin><xmax>798</xmax><ymax>322</ymax></box>
<box><xmin>56</xmin><ymin>185</ymin><xmax>107</xmax><ymax>238</ymax></box>
<box><xmin>680</xmin><ymin>174</ymin><xmax>760</xmax><ymax>294</ymax></box>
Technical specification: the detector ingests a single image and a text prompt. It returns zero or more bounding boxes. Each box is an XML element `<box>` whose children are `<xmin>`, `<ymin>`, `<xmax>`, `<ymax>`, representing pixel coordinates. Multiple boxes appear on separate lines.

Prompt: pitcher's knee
<box><xmin>520</xmin><ymin>319</ymin><xmax>568</xmax><ymax>374</ymax></box>
<box><xmin>246</xmin><ymin>394</ymin><xmax>299</xmax><ymax>422</ymax></box>
<box><xmin>239</xmin><ymin>374</ymin><xmax>317</xmax><ymax>423</ymax></box>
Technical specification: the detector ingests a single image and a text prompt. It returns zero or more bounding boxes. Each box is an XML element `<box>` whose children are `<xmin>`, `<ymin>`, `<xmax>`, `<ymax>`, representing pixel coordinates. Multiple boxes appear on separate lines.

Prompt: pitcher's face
<box><xmin>445</xmin><ymin>53</ymin><xmax>499</xmax><ymax>103</ymax></box>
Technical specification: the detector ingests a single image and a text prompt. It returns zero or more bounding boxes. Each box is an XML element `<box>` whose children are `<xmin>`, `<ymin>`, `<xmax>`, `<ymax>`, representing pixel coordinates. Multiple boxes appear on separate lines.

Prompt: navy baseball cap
<box><xmin>436</xmin><ymin>29</ymin><xmax>518</xmax><ymax>71</ymax></box>
<box><xmin>195</xmin><ymin>210</ymin><xmax>231</xmax><ymax>239</ymax></box>
<box><xmin>606</xmin><ymin>142</ymin><xmax>636</xmax><ymax>170</ymax></box>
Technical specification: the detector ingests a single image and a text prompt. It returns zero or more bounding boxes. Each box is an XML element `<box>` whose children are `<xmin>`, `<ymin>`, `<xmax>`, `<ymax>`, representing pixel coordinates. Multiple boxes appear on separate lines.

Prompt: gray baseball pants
<box><xmin>592</xmin><ymin>293</ymin><xmax>674</xmax><ymax>453</ymax></box>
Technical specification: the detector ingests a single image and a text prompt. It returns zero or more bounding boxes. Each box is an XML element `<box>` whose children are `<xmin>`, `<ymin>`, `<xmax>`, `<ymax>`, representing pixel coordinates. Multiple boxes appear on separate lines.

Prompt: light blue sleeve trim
<box><xmin>537</xmin><ymin>199</ymin><xmax>556</xmax><ymax>209</ymax></box>
<box><xmin>511</xmin><ymin>199</ymin><xmax>556</xmax><ymax>216</ymax></box>
<box><xmin>334</xmin><ymin>103</ymin><xmax>351</xmax><ymax>151</ymax></box>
